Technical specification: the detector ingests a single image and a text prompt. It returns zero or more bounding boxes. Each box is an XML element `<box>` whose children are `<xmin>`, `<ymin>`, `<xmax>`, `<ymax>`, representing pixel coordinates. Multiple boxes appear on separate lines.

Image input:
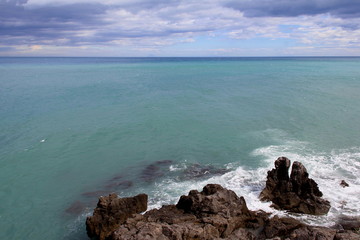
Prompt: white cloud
<box><xmin>1</xmin><ymin>0</ymin><xmax>360</xmax><ymax>56</ymax></box>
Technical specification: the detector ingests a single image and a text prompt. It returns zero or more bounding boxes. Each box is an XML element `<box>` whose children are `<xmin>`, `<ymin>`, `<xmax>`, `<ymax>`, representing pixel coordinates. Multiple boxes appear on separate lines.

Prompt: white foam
<box><xmin>251</xmin><ymin>141</ymin><xmax>360</xmax><ymax>225</ymax></box>
<box><xmin>148</xmin><ymin>138</ymin><xmax>360</xmax><ymax>226</ymax></box>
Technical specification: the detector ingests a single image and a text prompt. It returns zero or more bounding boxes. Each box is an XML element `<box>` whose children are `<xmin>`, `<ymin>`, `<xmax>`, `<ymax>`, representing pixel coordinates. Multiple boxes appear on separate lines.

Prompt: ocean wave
<box><xmin>148</xmin><ymin>139</ymin><xmax>360</xmax><ymax>227</ymax></box>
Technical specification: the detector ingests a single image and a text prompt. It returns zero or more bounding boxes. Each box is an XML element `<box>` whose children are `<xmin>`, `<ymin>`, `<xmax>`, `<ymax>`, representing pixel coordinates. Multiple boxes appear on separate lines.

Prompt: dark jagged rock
<box><xmin>176</xmin><ymin>184</ymin><xmax>250</xmax><ymax>218</ymax></box>
<box><xmin>85</xmin><ymin>159</ymin><xmax>359</xmax><ymax>239</ymax></box>
<box><xmin>262</xmin><ymin>216</ymin><xmax>305</xmax><ymax>239</ymax></box>
<box><xmin>86</xmin><ymin>193</ymin><xmax>147</xmax><ymax>240</ymax></box>
<box><xmin>260</xmin><ymin>157</ymin><xmax>331</xmax><ymax>215</ymax></box>
<box><xmin>340</xmin><ymin>180</ymin><xmax>349</xmax><ymax>188</ymax></box>
<box><xmin>111</xmin><ymin>184</ymin><xmax>261</xmax><ymax>240</ymax></box>
<box><xmin>86</xmin><ymin>183</ymin><xmax>359</xmax><ymax>240</ymax></box>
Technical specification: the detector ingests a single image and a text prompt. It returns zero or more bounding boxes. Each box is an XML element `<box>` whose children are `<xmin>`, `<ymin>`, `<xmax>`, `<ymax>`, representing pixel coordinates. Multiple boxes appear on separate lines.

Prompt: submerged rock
<box><xmin>65</xmin><ymin>201</ymin><xmax>86</xmax><ymax>215</ymax></box>
<box><xmin>104</xmin><ymin>180</ymin><xmax>133</xmax><ymax>190</ymax></box>
<box><xmin>140</xmin><ymin>160</ymin><xmax>174</xmax><ymax>182</ymax></box>
<box><xmin>260</xmin><ymin>157</ymin><xmax>331</xmax><ymax>215</ymax></box>
<box><xmin>181</xmin><ymin>163</ymin><xmax>229</xmax><ymax>180</ymax></box>
<box><xmin>81</xmin><ymin>190</ymin><xmax>112</xmax><ymax>198</ymax></box>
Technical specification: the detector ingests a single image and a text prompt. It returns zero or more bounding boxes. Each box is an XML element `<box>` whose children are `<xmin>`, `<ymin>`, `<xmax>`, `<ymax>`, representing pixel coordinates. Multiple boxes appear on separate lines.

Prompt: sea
<box><xmin>0</xmin><ymin>57</ymin><xmax>359</xmax><ymax>239</ymax></box>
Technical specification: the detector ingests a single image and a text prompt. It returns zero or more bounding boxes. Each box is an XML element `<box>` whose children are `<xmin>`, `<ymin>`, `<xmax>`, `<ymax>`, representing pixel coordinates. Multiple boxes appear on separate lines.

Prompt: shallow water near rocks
<box><xmin>0</xmin><ymin>57</ymin><xmax>360</xmax><ymax>239</ymax></box>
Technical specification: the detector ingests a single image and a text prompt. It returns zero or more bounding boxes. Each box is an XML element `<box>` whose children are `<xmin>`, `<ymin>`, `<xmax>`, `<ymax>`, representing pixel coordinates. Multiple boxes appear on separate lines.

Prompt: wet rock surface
<box><xmin>260</xmin><ymin>157</ymin><xmax>331</xmax><ymax>215</ymax></box>
<box><xmin>86</xmin><ymin>193</ymin><xmax>147</xmax><ymax>240</ymax></box>
<box><xmin>84</xmin><ymin>158</ymin><xmax>358</xmax><ymax>239</ymax></box>
<box><xmin>86</xmin><ymin>184</ymin><xmax>359</xmax><ymax>240</ymax></box>
<box><xmin>340</xmin><ymin>180</ymin><xmax>349</xmax><ymax>188</ymax></box>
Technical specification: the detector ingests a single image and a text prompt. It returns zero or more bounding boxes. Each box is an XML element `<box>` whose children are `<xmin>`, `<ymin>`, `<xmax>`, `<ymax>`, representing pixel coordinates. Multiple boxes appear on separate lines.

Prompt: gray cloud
<box><xmin>0</xmin><ymin>46</ymin><xmax>15</xmax><ymax>52</ymax></box>
<box><xmin>1</xmin><ymin>0</ymin><xmax>360</xmax><ymax>55</ymax></box>
<box><xmin>0</xmin><ymin>0</ymin><xmax>219</xmax><ymax>46</ymax></box>
<box><xmin>226</xmin><ymin>0</ymin><xmax>360</xmax><ymax>18</ymax></box>
<box><xmin>0</xmin><ymin>0</ymin><xmax>27</xmax><ymax>6</ymax></box>
<box><xmin>0</xmin><ymin>1</ymin><xmax>109</xmax><ymax>45</ymax></box>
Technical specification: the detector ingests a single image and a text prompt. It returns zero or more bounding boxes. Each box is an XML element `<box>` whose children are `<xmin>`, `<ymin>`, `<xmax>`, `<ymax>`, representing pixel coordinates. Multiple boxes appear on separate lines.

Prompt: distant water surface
<box><xmin>0</xmin><ymin>57</ymin><xmax>360</xmax><ymax>239</ymax></box>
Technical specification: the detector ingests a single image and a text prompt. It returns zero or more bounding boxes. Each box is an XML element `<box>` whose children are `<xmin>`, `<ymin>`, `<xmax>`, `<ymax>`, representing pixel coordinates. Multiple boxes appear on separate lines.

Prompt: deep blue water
<box><xmin>1</xmin><ymin>57</ymin><xmax>360</xmax><ymax>239</ymax></box>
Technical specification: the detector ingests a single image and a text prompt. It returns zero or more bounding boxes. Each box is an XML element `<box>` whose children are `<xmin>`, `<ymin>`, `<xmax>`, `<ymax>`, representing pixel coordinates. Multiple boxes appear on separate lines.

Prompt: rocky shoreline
<box><xmin>86</xmin><ymin>157</ymin><xmax>360</xmax><ymax>239</ymax></box>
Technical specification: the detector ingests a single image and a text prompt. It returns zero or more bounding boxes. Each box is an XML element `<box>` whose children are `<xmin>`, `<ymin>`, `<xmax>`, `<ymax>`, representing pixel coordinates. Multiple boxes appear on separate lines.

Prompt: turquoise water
<box><xmin>1</xmin><ymin>57</ymin><xmax>360</xmax><ymax>239</ymax></box>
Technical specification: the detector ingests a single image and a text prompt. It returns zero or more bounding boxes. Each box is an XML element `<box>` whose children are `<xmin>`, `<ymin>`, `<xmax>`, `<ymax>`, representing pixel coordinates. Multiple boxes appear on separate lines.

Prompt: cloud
<box><xmin>0</xmin><ymin>46</ymin><xmax>16</xmax><ymax>52</ymax></box>
<box><xmin>0</xmin><ymin>0</ymin><xmax>109</xmax><ymax>46</ymax></box>
<box><xmin>226</xmin><ymin>0</ymin><xmax>360</xmax><ymax>18</ymax></box>
<box><xmin>0</xmin><ymin>0</ymin><xmax>240</xmax><ymax>47</ymax></box>
<box><xmin>1</xmin><ymin>0</ymin><xmax>360</xmax><ymax>56</ymax></box>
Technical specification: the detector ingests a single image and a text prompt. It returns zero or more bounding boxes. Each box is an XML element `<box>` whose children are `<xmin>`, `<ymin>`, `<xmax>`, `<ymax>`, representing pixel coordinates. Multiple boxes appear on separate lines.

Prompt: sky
<box><xmin>1</xmin><ymin>0</ymin><xmax>360</xmax><ymax>56</ymax></box>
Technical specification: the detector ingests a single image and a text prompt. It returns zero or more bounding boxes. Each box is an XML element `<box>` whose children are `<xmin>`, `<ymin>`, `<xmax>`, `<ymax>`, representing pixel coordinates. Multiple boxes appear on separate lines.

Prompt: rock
<box><xmin>290</xmin><ymin>226</ymin><xmax>337</xmax><ymax>240</ymax></box>
<box><xmin>85</xmin><ymin>157</ymin><xmax>358</xmax><ymax>239</ymax></box>
<box><xmin>260</xmin><ymin>157</ymin><xmax>331</xmax><ymax>215</ymax></box>
<box><xmin>86</xmin><ymin>193</ymin><xmax>148</xmax><ymax>240</ymax></box>
<box><xmin>65</xmin><ymin>201</ymin><xmax>86</xmax><ymax>215</ymax></box>
<box><xmin>110</xmin><ymin>184</ymin><xmax>260</xmax><ymax>240</ymax></box>
<box><xmin>87</xmin><ymin>182</ymin><xmax>359</xmax><ymax>240</ymax></box>
<box><xmin>337</xmin><ymin>215</ymin><xmax>360</xmax><ymax>230</ymax></box>
<box><xmin>104</xmin><ymin>180</ymin><xmax>133</xmax><ymax>190</ymax></box>
<box><xmin>340</xmin><ymin>180</ymin><xmax>349</xmax><ymax>188</ymax></box>
<box><xmin>181</xmin><ymin>163</ymin><xmax>229</xmax><ymax>180</ymax></box>
<box><xmin>82</xmin><ymin>190</ymin><xmax>112</xmax><ymax>198</ymax></box>
<box><xmin>263</xmin><ymin>216</ymin><xmax>305</xmax><ymax>239</ymax></box>
<box><xmin>176</xmin><ymin>184</ymin><xmax>251</xmax><ymax>218</ymax></box>
<box><xmin>334</xmin><ymin>231</ymin><xmax>360</xmax><ymax>240</ymax></box>
<box><xmin>140</xmin><ymin>160</ymin><xmax>173</xmax><ymax>182</ymax></box>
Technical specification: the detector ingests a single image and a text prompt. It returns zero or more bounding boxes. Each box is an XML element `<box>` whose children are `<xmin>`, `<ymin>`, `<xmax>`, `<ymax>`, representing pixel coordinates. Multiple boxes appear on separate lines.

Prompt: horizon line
<box><xmin>1</xmin><ymin>56</ymin><xmax>360</xmax><ymax>58</ymax></box>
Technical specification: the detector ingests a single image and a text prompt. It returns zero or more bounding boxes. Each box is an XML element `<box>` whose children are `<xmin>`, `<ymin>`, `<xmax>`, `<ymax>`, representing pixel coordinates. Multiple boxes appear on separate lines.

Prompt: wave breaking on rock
<box><xmin>85</xmin><ymin>157</ymin><xmax>359</xmax><ymax>240</ymax></box>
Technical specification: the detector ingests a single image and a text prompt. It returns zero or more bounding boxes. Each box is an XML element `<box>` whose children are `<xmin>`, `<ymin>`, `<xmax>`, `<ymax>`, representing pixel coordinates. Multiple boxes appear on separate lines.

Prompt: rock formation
<box><xmin>85</xmin><ymin>158</ymin><xmax>359</xmax><ymax>240</ymax></box>
<box><xmin>86</xmin><ymin>193</ymin><xmax>147</xmax><ymax>240</ymax></box>
<box><xmin>340</xmin><ymin>180</ymin><xmax>349</xmax><ymax>188</ymax></box>
<box><xmin>86</xmin><ymin>184</ymin><xmax>359</xmax><ymax>239</ymax></box>
<box><xmin>107</xmin><ymin>184</ymin><xmax>272</xmax><ymax>239</ymax></box>
<box><xmin>260</xmin><ymin>157</ymin><xmax>331</xmax><ymax>215</ymax></box>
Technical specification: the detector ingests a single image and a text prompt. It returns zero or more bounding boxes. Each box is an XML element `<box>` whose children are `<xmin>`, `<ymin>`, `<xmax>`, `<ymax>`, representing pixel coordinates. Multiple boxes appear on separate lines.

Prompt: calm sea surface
<box><xmin>1</xmin><ymin>57</ymin><xmax>360</xmax><ymax>239</ymax></box>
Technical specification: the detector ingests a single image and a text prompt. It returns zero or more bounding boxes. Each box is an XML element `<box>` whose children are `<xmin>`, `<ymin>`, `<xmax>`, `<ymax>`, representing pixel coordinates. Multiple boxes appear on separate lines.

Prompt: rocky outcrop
<box><xmin>86</xmin><ymin>193</ymin><xmax>147</xmax><ymax>240</ymax></box>
<box><xmin>85</xmin><ymin>158</ymin><xmax>359</xmax><ymax>239</ymax></box>
<box><xmin>260</xmin><ymin>157</ymin><xmax>331</xmax><ymax>215</ymax></box>
<box><xmin>85</xmin><ymin>184</ymin><xmax>359</xmax><ymax>240</ymax></box>
<box><xmin>108</xmin><ymin>184</ymin><xmax>263</xmax><ymax>240</ymax></box>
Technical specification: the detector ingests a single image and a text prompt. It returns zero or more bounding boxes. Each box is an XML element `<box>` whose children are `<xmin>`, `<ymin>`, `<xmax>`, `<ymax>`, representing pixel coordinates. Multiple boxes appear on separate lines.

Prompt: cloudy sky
<box><xmin>1</xmin><ymin>0</ymin><xmax>360</xmax><ymax>56</ymax></box>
